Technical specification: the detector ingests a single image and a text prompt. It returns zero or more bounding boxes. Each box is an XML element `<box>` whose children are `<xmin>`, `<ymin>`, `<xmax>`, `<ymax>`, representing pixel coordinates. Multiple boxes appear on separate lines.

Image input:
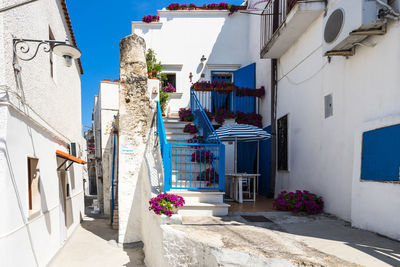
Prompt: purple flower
<box><xmin>162</xmin><ymin>83</ymin><xmax>176</xmax><ymax>93</ymax></box>
<box><xmin>183</xmin><ymin>123</ymin><xmax>198</xmax><ymax>134</ymax></box>
<box><xmin>273</xmin><ymin>190</ymin><xmax>324</xmax><ymax>215</ymax></box>
<box><xmin>142</xmin><ymin>15</ymin><xmax>160</xmax><ymax>23</ymax></box>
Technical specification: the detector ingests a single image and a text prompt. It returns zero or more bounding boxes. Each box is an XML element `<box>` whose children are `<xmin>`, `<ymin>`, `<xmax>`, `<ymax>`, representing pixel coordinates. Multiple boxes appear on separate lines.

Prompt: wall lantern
<box><xmin>13</xmin><ymin>37</ymin><xmax>81</xmax><ymax>67</ymax></box>
<box><xmin>200</xmin><ymin>55</ymin><xmax>207</xmax><ymax>62</ymax></box>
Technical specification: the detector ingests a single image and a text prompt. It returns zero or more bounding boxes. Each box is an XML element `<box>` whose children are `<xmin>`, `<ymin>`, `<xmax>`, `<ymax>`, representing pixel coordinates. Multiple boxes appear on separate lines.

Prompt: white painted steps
<box><xmin>168</xmin><ymin>190</ymin><xmax>229</xmax><ymax>216</ymax></box>
<box><xmin>163</xmin><ymin>116</ymin><xmax>229</xmax><ymax>216</ymax></box>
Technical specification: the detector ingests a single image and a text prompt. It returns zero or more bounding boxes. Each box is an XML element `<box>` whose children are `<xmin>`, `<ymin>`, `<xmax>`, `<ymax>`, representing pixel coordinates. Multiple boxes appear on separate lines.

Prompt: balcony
<box><xmin>260</xmin><ymin>0</ymin><xmax>326</xmax><ymax>59</ymax></box>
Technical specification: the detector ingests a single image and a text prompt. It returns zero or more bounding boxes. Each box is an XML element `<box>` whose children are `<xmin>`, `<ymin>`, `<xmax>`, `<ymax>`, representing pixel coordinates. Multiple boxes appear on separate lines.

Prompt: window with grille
<box><xmin>278</xmin><ymin>115</ymin><xmax>288</xmax><ymax>171</ymax></box>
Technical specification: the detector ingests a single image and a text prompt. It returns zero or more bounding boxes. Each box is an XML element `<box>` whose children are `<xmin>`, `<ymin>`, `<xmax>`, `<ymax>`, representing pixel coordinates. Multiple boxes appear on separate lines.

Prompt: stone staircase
<box><xmin>163</xmin><ymin>115</ymin><xmax>230</xmax><ymax>216</ymax></box>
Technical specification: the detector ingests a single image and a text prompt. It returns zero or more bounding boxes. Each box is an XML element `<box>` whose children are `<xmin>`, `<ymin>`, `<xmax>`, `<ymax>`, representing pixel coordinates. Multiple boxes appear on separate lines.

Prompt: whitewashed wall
<box><xmin>0</xmin><ymin>0</ymin><xmax>85</xmax><ymax>265</ymax></box>
<box><xmin>273</xmin><ymin>8</ymin><xmax>400</xmax><ymax>240</ymax></box>
<box><xmin>247</xmin><ymin>0</ymin><xmax>272</xmax><ymax>127</ymax></box>
<box><xmin>133</xmin><ymin>10</ymin><xmax>251</xmax><ymax>112</ymax></box>
<box><xmin>98</xmin><ymin>81</ymin><xmax>119</xmax><ymax>216</ymax></box>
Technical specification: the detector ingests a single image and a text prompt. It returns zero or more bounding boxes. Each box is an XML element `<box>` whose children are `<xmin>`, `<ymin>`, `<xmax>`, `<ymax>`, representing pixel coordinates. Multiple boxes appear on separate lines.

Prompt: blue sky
<box><xmin>67</xmin><ymin>0</ymin><xmax>244</xmax><ymax>132</ymax></box>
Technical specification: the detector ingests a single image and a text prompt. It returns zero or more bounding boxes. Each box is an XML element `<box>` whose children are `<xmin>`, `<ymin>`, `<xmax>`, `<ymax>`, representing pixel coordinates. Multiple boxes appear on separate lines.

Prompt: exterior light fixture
<box><xmin>13</xmin><ymin>37</ymin><xmax>81</xmax><ymax>67</ymax></box>
<box><xmin>200</xmin><ymin>55</ymin><xmax>207</xmax><ymax>62</ymax></box>
<box><xmin>53</xmin><ymin>43</ymin><xmax>81</xmax><ymax>67</ymax></box>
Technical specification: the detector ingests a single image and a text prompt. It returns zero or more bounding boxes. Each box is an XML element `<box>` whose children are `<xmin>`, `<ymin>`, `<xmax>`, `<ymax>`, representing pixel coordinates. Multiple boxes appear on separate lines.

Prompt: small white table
<box><xmin>226</xmin><ymin>173</ymin><xmax>261</xmax><ymax>203</ymax></box>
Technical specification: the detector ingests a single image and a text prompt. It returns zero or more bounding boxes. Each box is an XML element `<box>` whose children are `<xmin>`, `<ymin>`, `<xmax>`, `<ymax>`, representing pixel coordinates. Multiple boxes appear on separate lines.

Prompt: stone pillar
<box><xmin>118</xmin><ymin>34</ymin><xmax>154</xmax><ymax>243</ymax></box>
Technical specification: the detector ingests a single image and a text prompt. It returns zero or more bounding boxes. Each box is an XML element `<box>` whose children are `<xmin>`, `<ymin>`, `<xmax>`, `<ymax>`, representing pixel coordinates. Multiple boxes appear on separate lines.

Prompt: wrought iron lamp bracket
<box><xmin>13</xmin><ymin>38</ymin><xmax>67</xmax><ymax>61</ymax></box>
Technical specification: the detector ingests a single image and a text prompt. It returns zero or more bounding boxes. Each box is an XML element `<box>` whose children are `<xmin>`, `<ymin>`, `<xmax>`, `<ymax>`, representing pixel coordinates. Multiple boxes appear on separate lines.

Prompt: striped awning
<box><xmin>208</xmin><ymin>123</ymin><xmax>271</xmax><ymax>142</ymax></box>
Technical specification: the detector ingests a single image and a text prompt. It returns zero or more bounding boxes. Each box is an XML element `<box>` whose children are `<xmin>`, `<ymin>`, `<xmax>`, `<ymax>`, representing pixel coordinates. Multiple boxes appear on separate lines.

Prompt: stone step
<box><xmin>165</xmin><ymin>128</ymin><xmax>187</xmax><ymax>134</ymax></box>
<box><xmin>169</xmin><ymin>190</ymin><xmax>225</xmax><ymax>204</ymax></box>
<box><xmin>163</xmin><ymin>117</ymin><xmax>181</xmax><ymax>123</ymax></box>
<box><xmin>164</xmin><ymin>121</ymin><xmax>188</xmax><ymax>128</ymax></box>
<box><xmin>177</xmin><ymin>202</ymin><xmax>230</xmax><ymax>216</ymax></box>
<box><xmin>170</xmin><ymin>179</ymin><xmax>220</xmax><ymax>190</ymax></box>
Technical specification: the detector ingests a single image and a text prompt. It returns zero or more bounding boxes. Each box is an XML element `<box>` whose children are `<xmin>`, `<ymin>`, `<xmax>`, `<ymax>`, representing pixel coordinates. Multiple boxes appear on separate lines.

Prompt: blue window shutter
<box><xmin>234</xmin><ymin>63</ymin><xmax>256</xmax><ymax>113</ymax></box>
<box><xmin>361</xmin><ymin>124</ymin><xmax>400</xmax><ymax>181</ymax></box>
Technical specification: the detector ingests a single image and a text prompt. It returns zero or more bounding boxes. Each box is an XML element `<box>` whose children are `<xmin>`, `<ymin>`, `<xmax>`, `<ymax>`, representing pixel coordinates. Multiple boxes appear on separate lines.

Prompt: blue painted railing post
<box><xmin>219</xmin><ymin>143</ymin><xmax>225</xmax><ymax>193</ymax></box>
<box><xmin>163</xmin><ymin>143</ymin><xmax>172</xmax><ymax>192</ymax></box>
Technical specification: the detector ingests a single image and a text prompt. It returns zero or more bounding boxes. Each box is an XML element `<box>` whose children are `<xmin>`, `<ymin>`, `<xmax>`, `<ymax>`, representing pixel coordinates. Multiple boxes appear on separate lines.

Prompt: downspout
<box><xmin>111</xmin><ymin>133</ymin><xmax>116</xmax><ymax>224</ymax></box>
<box><xmin>269</xmin><ymin>0</ymin><xmax>279</xmax><ymax>197</ymax></box>
<box><xmin>270</xmin><ymin>59</ymin><xmax>277</xmax><ymax>197</ymax></box>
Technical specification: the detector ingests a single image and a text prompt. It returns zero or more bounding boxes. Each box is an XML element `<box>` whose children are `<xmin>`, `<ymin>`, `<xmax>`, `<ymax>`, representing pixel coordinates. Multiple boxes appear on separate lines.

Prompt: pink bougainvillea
<box><xmin>179</xmin><ymin>108</ymin><xmax>194</xmax><ymax>122</ymax></box>
<box><xmin>183</xmin><ymin>123</ymin><xmax>198</xmax><ymax>134</ymax></box>
<box><xmin>149</xmin><ymin>193</ymin><xmax>185</xmax><ymax>217</ymax></box>
<box><xmin>273</xmin><ymin>190</ymin><xmax>324</xmax><ymax>215</ymax></box>
<box><xmin>142</xmin><ymin>15</ymin><xmax>160</xmax><ymax>23</ymax></box>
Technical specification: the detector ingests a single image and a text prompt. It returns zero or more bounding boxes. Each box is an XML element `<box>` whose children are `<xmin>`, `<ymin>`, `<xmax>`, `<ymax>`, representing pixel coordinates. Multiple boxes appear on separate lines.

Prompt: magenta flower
<box><xmin>142</xmin><ymin>15</ymin><xmax>160</xmax><ymax>23</ymax></box>
<box><xmin>273</xmin><ymin>190</ymin><xmax>324</xmax><ymax>215</ymax></box>
<box><xmin>149</xmin><ymin>193</ymin><xmax>185</xmax><ymax>217</ymax></box>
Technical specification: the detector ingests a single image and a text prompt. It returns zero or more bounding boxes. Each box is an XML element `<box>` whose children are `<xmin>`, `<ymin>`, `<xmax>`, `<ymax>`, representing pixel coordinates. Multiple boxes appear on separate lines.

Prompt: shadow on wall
<box><xmin>39</xmin><ymin>178</ymin><xmax>52</xmax><ymax>234</ymax></box>
<box><xmin>206</xmin><ymin>13</ymin><xmax>250</xmax><ymax>68</ymax></box>
<box><xmin>0</xmin><ymin>139</ymin><xmax>39</xmax><ymax>266</ymax></box>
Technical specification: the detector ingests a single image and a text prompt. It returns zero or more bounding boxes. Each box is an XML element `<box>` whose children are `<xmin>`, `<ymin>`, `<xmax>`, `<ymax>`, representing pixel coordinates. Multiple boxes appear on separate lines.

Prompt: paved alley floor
<box><xmin>176</xmin><ymin>212</ymin><xmax>400</xmax><ymax>266</ymax></box>
<box><xmin>49</xmin><ymin>215</ymin><xmax>145</xmax><ymax>267</ymax></box>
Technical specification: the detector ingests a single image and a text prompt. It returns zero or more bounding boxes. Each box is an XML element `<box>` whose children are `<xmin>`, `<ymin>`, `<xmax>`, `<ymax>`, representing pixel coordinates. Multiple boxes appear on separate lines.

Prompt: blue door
<box><xmin>211</xmin><ymin>72</ymin><xmax>233</xmax><ymax>112</ymax></box>
<box><xmin>234</xmin><ymin>63</ymin><xmax>256</xmax><ymax>113</ymax></box>
<box><xmin>361</xmin><ymin>124</ymin><xmax>400</xmax><ymax>181</ymax></box>
<box><xmin>234</xmin><ymin>63</ymin><xmax>258</xmax><ymax>174</ymax></box>
<box><xmin>259</xmin><ymin>126</ymin><xmax>271</xmax><ymax>196</ymax></box>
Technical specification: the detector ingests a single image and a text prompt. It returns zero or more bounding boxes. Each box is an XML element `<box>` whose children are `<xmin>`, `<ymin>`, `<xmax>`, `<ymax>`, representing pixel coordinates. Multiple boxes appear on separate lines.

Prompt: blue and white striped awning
<box><xmin>208</xmin><ymin>123</ymin><xmax>271</xmax><ymax>142</ymax></box>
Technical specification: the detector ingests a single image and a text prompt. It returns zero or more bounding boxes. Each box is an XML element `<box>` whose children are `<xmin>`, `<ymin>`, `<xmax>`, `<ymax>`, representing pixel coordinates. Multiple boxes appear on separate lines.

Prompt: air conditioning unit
<box><xmin>323</xmin><ymin>0</ymin><xmax>388</xmax><ymax>56</ymax></box>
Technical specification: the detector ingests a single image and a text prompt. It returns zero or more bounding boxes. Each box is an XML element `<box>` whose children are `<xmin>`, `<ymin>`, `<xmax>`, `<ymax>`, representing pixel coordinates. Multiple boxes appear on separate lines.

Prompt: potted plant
<box><xmin>192</xmin><ymin>81</ymin><xmax>213</xmax><ymax>91</ymax></box>
<box><xmin>149</xmin><ymin>193</ymin><xmax>185</xmax><ymax>216</ymax></box>
<box><xmin>213</xmin><ymin>81</ymin><xmax>235</xmax><ymax>92</ymax></box>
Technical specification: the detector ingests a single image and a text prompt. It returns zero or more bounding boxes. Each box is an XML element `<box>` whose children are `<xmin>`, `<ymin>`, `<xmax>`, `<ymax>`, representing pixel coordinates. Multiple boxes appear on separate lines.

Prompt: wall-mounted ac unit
<box><xmin>323</xmin><ymin>0</ymin><xmax>387</xmax><ymax>56</ymax></box>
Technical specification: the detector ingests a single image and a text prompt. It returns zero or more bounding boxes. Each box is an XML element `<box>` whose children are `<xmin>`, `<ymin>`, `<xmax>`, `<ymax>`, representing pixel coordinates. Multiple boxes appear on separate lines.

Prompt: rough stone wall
<box><xmin>118</xmin><ymin>34</ymin><xmax>155</xmax><ymax>243</ymax></box>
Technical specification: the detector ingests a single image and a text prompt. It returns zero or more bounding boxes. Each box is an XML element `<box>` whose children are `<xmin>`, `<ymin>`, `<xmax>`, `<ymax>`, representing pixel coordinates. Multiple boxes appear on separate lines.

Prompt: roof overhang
<box><xmin>56</xmin><ymin>150</ymin><xmax>87</xmax><ymax>170</ymax></box>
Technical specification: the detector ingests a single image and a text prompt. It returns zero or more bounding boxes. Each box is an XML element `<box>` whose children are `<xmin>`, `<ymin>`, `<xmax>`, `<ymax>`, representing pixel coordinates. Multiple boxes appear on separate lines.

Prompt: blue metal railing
<box><xmin>157</xmin><ymin>101</ymin><xmax>172</xmax><ymax>192</ymax></box>
<box><xmin>193</xmin><ymin>88</ymin><xmax>257</xmax><ymax>114</ymax></box>
<box><xmin>190</xmin><ymin>89</ymin><xmax>222</xmax><ymax>143</ymax></box>
<box><xmin>157</xmin><ymin>101</ymin><xmax>225</xmax><ymax>192</ymax></box>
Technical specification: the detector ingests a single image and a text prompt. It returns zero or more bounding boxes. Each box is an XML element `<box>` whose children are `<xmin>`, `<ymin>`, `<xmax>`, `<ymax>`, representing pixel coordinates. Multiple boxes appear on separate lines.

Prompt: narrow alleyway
<box><xmin>49</xmin><ymin>197</ymin><xmax>145</xmax><ymax>267</ymax></box>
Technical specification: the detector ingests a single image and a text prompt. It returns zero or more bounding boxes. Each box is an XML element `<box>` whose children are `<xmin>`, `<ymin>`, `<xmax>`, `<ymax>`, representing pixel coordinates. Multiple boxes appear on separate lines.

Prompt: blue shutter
<box><xmin>361</xmin><ymin>124</ymin><xmax>400</xmax><ymax>181</ymax></box>
<box><xmin>234</xmin><ymin>63</ymin><xmax>256</xmax><ymax>113</ymax></box>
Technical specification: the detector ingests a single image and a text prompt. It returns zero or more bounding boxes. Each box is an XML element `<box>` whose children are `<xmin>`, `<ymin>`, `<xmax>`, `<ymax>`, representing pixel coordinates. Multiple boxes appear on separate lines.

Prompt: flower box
<box><xmin>214</xmin><ymin>84</ymin><xmax>235</xmax><ymax>92</ymax></box>
<box><xmin>192</xmin><ymin>82</ymin><xmax>213</xmax><ymax>91</ymax></box>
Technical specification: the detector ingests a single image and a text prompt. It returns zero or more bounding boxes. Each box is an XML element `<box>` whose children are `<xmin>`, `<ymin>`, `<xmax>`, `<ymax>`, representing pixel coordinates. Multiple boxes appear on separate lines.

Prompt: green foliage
<box><xmin>146</xmin><ymin>49</ymin><xmax>169</xmax><ymax>113</ymax></box>
<box><xmin>159</xmin><ymin>90</ymin><xmax>170</xmax><ymax>114</ymax></box>
<box><xmin>146</xmin><ymin>49</ymin><xmax>164</xmax><ymax>80</ymax></box>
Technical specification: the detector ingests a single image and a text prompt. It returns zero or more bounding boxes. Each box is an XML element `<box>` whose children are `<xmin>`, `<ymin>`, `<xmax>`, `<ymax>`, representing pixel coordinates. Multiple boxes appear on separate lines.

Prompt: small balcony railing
<box><xmin>260</xmin><ymin>0</ymin><xmax>316</xmax><ymax>57</ymax></box>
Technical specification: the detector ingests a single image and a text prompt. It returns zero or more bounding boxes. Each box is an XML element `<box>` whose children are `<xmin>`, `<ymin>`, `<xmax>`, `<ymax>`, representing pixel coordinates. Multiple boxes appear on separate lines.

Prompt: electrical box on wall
<box><xmin>323</xmin><ymin>0</ymin><xmax>387</xmax><ymax>56</ymax></box>
<box><xmin>325</xmin><ymin>94</ymin><xmax>333</xmax><ymax>118</ymax></box>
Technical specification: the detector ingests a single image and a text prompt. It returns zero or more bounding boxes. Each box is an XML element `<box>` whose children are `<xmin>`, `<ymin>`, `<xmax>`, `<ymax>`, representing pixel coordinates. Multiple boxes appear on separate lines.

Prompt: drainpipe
<box><xmin>269</xmin><ymin>0</ymin><xmax>280</xmax><ymax>197</ymax></box>
<box><xmin>111</xmin><ymin>133</ymin><xmax>117</xmax><ymax>224</ymax></box>
<box><xmin>270</xmin><ymin>59</ymin><xmax>277</xmax><ymax>197</ymax></box>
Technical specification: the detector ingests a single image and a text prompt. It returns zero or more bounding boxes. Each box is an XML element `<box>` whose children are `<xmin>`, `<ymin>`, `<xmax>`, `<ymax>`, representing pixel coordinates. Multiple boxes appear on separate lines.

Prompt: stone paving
<box><xmin>49</xmin><ymin>215</ymin><xmax>145</xmax><ymax>267</ymax></box>
<box><xmin>170</xmin><ymin>212</ymin><xmax>400</xmax><ymax>267</ymax></box>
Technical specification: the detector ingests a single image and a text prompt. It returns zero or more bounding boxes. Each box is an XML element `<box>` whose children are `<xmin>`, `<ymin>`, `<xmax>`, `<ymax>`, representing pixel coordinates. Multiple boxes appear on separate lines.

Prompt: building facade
<box><xmin>91</xmin><ymin>80</ymin><xmax>119</xmax><ymax>216</ymax></box>
<box><xmin>133</xmin><ymin>0</ymin><xmax>400</xmax><ymax>241</ymax></box>
<box><xmin>260</xmin><ymin>0</ymin><xmax>400</xmax><ymax>240</ymax></box>
<box><xmin>0</xmin><ymin>0</ymin><xmax>85</xmax><ymax>266</ymax></box>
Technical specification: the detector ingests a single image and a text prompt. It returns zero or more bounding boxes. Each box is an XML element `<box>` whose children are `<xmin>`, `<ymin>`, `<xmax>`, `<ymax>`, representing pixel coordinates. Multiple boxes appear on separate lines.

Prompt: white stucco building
<box><xmin>260</xmin><ymin>0</ymin><xmax>400</xmax><ymax>241</ymax></box>
<box><xmin>132</xmin><ymin>0</ymin><xmax>400</xmax><ymax>241</ymax></box>
<box><xmin>0</xmin><ymin>0</ymin><xmax>86</xmax><ymax>266</ymax></box>
<box><xmin>132</xmin><ymin>4</ymin><xmax>271</xmax><ymax>117</ymax></box>
<box><xmin>92</xmin><ymin>80</ymin><xmax>120</xmax><ymax>217</ymax></box>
